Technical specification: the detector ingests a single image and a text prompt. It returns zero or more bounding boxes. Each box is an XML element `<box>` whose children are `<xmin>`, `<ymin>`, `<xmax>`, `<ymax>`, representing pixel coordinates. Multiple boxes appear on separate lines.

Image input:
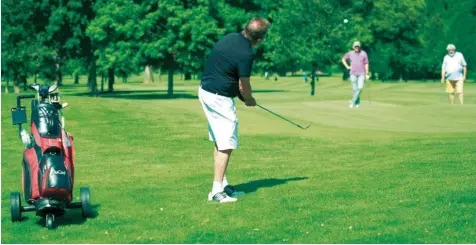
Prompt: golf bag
<box><xmin>22</xmin><ymin>96</ymin><xmax>75</xmax><ymax>204</ymax></box>
<box><xmin>11</xmin><ymin>84</ymin><xmax>92</xmax><ymax>229</ymax></box>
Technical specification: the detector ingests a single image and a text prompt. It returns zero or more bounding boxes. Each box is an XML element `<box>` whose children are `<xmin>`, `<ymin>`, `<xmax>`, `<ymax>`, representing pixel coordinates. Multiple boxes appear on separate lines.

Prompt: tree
<box><xmin>87</xmin><ymin>0</ymin><xmax>141</xmax><ymax>93</ymax></box>
<box><xmin>425</xmin><ymin>0</ymin><xmax>476</xmax><ymax>80</ymax></box>
<box><xmin>1</xmin><ymin>0</ymin><xmax>57</xmax><ymax>93</ymax></box>
<box><xmin>155</xmin><ymin>0</ymin><xmax>223</xmax><ymax>96</ymax></box>
<box><xmin>32</xmin><ymin>0</ymin><xmax>95</xmax><ymax>87</ymax></box>
<box><xmin>268</xmin><ymin>0</ymin><xmax>346</xmax><ymax>95</ymax></box>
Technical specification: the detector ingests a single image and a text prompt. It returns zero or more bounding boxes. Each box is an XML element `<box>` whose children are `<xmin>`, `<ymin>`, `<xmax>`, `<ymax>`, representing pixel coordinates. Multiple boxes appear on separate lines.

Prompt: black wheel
<box><xmin>80</xmin><ymin>187</ymin><xmax>93</xmax><ymax>218</ymax></box>
<box><xmin>10</xmin><ymin>192</ymin><xmax>22</xmax><ymax>222</ymax></box>
<box><xmin>45</xmin><ymin>214</ymin><xmax>55</xmax><ymax>230</ymax></box>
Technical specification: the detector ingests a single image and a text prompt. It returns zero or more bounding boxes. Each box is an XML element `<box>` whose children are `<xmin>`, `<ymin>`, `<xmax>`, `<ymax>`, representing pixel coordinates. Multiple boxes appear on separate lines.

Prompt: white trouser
<box><xmin>198</xmin><ymin>87</ymin><xmax>238</xmax><ymax>150</ymax></box>
<box><xmin>350</xmin><ymin>74</ymin><xmax>365</xmax><ymax>105</ymax></box>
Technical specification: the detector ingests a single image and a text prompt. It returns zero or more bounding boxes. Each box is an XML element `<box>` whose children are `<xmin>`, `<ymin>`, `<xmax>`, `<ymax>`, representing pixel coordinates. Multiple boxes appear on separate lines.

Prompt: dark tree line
<box><xmin>2</xmin><ymin>0</ymin><xmax>475</xmax><ymax>95</ymax></box>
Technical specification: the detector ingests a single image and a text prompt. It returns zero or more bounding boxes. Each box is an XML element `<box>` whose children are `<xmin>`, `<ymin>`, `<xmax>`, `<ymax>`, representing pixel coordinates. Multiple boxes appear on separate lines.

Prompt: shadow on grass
<box><xmin>234</xmin><ymin>177</ymin><xmax>308</xmax><ymax>194</ymax></box>
<box><xmin>71</xmin><ymin>90</ymin><xmax>197</xmax><ymax>100</ymax></box>
<box><xmin>35</xmin><ymin>204</ymin><xmax>100</xmax><ymax>228</ymax></box>
<box><xmin>253</xmin><ymin>89</ymin><xmax>289</xmax><ymax>93</ymax></box>
<box><xmin>72</xmin><ymin>90</ymin><xmax>187</xmax><ymax>96</ymax></box>
<box><xmin>70</xmin><ymin>89</ymin><xmax>289</xmax><ymax>100</ymax></box>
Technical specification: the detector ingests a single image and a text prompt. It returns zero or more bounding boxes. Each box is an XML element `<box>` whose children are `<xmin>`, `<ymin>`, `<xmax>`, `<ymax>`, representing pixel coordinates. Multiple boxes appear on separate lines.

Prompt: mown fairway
<box><xmin>1</xmin><ymin>76</ymin><xmax>475</xmax><ymax>243</ymax></box>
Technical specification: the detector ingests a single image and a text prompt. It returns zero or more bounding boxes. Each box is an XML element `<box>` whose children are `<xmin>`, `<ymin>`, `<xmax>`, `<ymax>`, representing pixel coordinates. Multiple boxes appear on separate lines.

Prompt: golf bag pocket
<box><xmin>23</xmin><ymin>148</ymin><xmax>40</xmax><ymax>202</ymax></box>
<box><xmin>40</xmin><ymin>154</ymin><xmax>72</xmax><ymax>201</ymax></box>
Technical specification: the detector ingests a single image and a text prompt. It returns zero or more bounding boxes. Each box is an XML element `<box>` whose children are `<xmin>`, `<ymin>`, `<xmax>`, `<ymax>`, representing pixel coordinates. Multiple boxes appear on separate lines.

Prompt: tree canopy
<box><xmin>2</xmin><ymin>0</ymin><xmax>474</xmax><ymax>94</ymax></box>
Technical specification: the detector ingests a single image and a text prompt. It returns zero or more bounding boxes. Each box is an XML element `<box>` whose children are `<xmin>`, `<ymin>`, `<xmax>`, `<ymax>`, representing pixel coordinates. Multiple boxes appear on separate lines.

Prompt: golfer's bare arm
<box><xmin>365</xmin><ymin>64</ymin><xmax>369</xmax><ymax>75</ymax></box>
<box><xmin>441</xmin><ymin>59</ymin><xmax>446</xmax><ymax>82</ymax></box>
<box><xmin>239</xmin><ymin>77</ymin><xmax>253</xmax><ymax>101</ymax></box>
<box><xmin>463</xmin><ymin>66</ymin><xmax>467</xmax><ymax>81</ymax></box>
<box><xmin>441</xmin><ymin>67</ymin><xmax>446</xmax><ymax>82</ymax></box>
<box><xmin>341</xmin><ymin>57</ymin><xmax>350</xmax><ymax>69</ymax></box>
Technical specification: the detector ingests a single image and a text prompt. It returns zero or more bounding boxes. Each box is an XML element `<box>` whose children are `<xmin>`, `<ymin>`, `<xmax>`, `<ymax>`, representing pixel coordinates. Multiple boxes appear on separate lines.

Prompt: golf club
<box><xmin>257</xmin><ymin>104</ymin><xmax>311</xmax><ymax>130</ymax></box>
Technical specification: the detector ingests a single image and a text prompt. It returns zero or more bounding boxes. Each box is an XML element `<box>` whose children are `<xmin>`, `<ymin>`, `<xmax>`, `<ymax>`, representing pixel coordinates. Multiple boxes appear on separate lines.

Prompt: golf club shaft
<box><xmin>256</xmin><ymin>104</ymin><xmax>306</xmax><ymax>129</ymax></box>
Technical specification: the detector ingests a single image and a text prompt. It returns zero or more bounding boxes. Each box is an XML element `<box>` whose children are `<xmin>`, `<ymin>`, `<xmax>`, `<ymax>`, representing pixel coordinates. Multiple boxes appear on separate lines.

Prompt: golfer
<box><xmin>441</xmin><ymin>44</ymin><xmax>467</xmax><ymax>104</ymax></box>
<box><xmin>341</xmin><ymin>41</ymin><xmax>369</xmax><ymax>108</ymax></box>
<box><xmin>198</xmin><ymin>17</ymin><xmax>270</xmax><ymax>203</ymax></box>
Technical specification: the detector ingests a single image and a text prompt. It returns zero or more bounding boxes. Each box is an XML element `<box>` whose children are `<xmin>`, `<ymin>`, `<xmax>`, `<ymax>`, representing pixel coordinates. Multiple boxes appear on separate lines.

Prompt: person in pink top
<box><xmin>341</xmin><ymin>41</ymin><xmax>370</xmax><ymax>108</ymax></box>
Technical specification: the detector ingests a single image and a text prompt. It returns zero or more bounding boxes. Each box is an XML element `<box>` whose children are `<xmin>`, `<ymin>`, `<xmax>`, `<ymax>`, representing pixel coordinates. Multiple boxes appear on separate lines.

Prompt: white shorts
<box><xmin>198</xmin><ymin>87</ymin><xmax>238</xmax><ymax>150</ymax></box>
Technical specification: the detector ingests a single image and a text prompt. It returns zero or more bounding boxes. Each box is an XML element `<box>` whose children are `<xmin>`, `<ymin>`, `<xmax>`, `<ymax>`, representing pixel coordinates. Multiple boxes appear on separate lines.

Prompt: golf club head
<box><xmin>299</xmin><ymin>124</ymin><xmax>311</xmax><ymax>130</ymax></box>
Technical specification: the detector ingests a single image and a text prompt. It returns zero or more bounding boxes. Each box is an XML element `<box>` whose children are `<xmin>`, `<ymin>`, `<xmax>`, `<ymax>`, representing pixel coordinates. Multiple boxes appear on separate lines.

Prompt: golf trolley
<box><xmin>10</xmin><ymin>84</ymin><xmax>93</xmax><ymax>229</ymax></box>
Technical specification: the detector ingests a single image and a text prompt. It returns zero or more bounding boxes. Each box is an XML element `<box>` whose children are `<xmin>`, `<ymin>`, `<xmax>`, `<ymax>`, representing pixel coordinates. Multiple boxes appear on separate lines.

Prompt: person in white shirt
<box><xmin>441</xmin><ymin>44</ymin><xmax>468</xmax><ymax>104</ymax></box>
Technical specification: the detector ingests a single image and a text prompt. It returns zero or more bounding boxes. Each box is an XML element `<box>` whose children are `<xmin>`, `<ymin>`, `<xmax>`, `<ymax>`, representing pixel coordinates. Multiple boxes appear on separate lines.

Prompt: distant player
<box><xmin>441</xmin><ymin>44</ymin><xmax>467</xmax><ymax>104</ymax></box>
<box><xmin>341</xmin><ymin>41</ymin><xmax>370</xmax><ymax>108</ymax></box>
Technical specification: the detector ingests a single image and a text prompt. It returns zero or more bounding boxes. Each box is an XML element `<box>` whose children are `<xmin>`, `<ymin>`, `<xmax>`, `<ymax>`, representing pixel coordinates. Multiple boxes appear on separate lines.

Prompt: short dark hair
<box><xmin>244</xmin><ymin>17</ymin><xmax>270</xmax><ymax>42</ymax></box>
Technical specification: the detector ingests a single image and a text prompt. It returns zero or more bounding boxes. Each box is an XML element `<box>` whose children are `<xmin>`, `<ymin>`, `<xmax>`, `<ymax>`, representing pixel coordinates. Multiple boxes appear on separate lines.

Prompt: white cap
<box><xmin>353</xmin><ymin>41</ymin><xmax>361</xmax><ymax>47</ymax></box>
<box><xmin>446</xmin><ymin>44</ymin><xmax>456</xmax><ymax>50</ymax></box>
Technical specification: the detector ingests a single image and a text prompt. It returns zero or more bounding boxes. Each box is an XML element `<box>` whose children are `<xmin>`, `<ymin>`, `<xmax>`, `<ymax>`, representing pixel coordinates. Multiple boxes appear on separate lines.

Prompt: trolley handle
<box><xmin>16</xmin><ymin>95</ymin><xmax>35</xmax><ymax>108</ymax></box>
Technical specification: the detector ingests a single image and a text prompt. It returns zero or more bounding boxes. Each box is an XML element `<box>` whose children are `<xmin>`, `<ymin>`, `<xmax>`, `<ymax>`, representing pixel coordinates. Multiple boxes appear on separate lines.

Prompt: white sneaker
<box><xmin>349</xmin><ymin>103</ymin><xmax>354</xmax><ymax>108</ymax></box>
<box><xmin>208</xmin><ymin>192</ymin><xmax>237</xmax><ymax>203</ymax></box>
<box><xmin>355</xmin><ymin>105</ymin><xmax>360</xmax><ymax>108</ymax></box>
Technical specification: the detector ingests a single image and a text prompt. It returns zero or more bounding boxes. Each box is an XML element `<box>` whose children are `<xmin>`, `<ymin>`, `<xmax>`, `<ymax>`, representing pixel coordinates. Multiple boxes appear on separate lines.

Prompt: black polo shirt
<box><xmin>201</xmin><ymin>33</ymin><xmax>253</xmax><ymax>98</ymax></box>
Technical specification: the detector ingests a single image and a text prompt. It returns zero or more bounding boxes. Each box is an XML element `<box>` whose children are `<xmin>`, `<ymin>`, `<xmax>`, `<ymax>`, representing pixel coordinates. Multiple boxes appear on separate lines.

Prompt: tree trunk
<box><xmin>5</xmin><ymin>79</ymin><xmax>9</xmax><ymax>94</ymax></box>
<box><xmin>157</xmin><ymin>68</ymin><xmax>161</xmax><ymax>81</ymax></box>
<box><xmin>14</xmin><ymin>81</ymin><xmax>20</xmax><ymax>94</ymax></box>
<box><xmin>122</xmin><ymin>71</ymin><xmax>127</xmax><ymax>83</ymax></box>
<box><xmin>108</xmin><ymin>68</ymin><xmax>114</xmax><ymax>92</ymax></box>
<box><xmin>144</xmin><ymin>65</ymin><xmax>154</xmax><ymax>84</ymax></box>
<box><xmin>310</xmin><ymin>67</ymin><xmax>317</xmax><ymax>96</ymax></box>
<box><xmin>379</xmin><ymin>72</ymin><xmax>385</xmax><ymax>83</ymax></box>
<box><xmin>168</xmin><ymin>68</ymin><xmax>174</xmax><ymax>97</ymax></box>
<box><xmin>184</xmin><ymin>72</ymin><xmax>192</xmax><ymax>80</ymax></box>
<box><xmin>101</xmin><ymin>73</ymin><xmax>105</xmax><ymax>92</ymax></box>
<box><xmin>14</xmin><ymin>81</ymin><xmax>20</xmax><ymax>93</ymax></box>
<box><xmin>22</xmin><ymin>75</ymin><xmax>27</xmax><ymax>91</ymax></box>
<box><xmin>342</xmin><ymin>69</ymin><xmax>350</xmax><ymax>81</ymax></box>
<box><xmin>88</xmin><ymin>58</ymin><xmax>97</xmax><ymax>95</ymax></box>
<box><xmin>74</xmin><ymin>74</ymin><xmax>79</xmax><ymax>84</ymax></box>
<box><xmin>57</xmin><ymin>63</ymin><xmax>63</xmax><ymax>86</ymax></box>
<box><xmin>13</xmin><ymin>73</ymin><xmax>20</xmax><ymax>93</ymax></box>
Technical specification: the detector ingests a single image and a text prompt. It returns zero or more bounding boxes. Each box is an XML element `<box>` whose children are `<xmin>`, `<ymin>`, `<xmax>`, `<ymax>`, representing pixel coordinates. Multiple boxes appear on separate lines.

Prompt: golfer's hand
<box><xmin>238</xmin><ymin>94</ymin><xmax>245</xmax><ymax>102</ymax></box>
<box><xmin>366</xmin><ymin>74</ymin><xmax>370</xmax><ymax>80</ymax></box>
<box><xmin>245</xmin><ymin>97</ymin><xmax>256</xmax><ymax>107</ymax></box>
<box><xmin>463</xmin><ymin>76</ymin><xmax>467</xmax><ymax>82</ymax></box>
<box><xmin>441</xmin><ymin>78</ymin><xmax>445</xmax><ymax>83</ymax></box>
<box><xmin>346</xmin><ymin>66</ymin><xmax>351</xmax><ymax>70</ymax></box>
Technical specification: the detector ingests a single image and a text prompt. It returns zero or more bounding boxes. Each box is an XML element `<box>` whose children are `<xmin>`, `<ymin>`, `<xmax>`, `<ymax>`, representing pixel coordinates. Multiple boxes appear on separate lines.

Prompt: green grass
<box><xmin>1</xmin><ymin>75</ymin><xmax>476</xmax><ymax>243</ymax></box>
